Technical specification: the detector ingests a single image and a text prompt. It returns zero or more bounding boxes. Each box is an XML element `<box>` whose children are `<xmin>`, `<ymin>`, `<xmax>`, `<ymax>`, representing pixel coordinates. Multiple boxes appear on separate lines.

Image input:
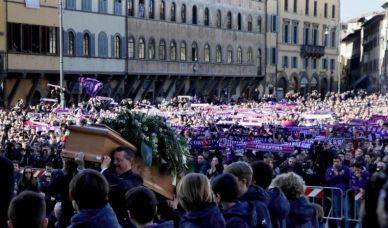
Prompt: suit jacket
<box><xmin>0</xmin><ymin>156</ymin><xmax>14</xmax><ymax>228</ymax></box>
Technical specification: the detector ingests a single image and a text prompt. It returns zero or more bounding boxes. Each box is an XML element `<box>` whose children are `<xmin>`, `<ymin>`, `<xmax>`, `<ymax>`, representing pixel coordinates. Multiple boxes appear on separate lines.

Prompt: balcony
<box><xmin>300</xmin><ymin>45</ymin><xmax>325</xmax><ymax>58</ymax></box>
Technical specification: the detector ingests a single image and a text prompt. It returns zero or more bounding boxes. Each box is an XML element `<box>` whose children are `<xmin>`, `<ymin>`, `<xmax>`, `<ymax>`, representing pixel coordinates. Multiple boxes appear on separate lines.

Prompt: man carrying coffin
<box><xmin>101</xmin><ymin>146</ymin><xmax>143</xmax><ymax>228</ymax></box>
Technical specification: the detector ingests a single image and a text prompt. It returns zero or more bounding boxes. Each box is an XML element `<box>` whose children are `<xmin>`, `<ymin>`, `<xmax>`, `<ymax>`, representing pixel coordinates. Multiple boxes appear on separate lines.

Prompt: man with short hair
<box><xmin>68</xmin><ymin>169</ymin><xmax>120</xmax><ymax>228</ymax></box>
<box><xmin>101</xmin><ymin>146</ymin><xmax>143</xmax><ymax>227</ymax></box>
<box><xmin>125</xmin><ymin>186</ymin><xmax>173</xmax><ymax>228</ymax></box>
<box><xmin>7</xmin><ymin>191</ymin><xmax>47</xmax><ymax>228</ymax></box>
<box><xmin>224</xmin><ymin>161</ymin><xmax>272</xmax><ymax>228</ymax></box>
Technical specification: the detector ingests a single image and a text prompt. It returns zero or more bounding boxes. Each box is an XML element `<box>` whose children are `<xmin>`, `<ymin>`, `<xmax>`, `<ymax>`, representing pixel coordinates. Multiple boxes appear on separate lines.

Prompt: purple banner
<box><xmin>79</xmin><ymin>77</ymin><xmax>104</xmax><ymax>97</ymax></box>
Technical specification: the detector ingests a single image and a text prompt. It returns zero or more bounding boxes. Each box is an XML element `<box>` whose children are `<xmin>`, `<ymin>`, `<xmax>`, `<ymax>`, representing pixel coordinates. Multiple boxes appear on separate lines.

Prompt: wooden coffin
<box><xmin>62</xmin><ymin>125</ymin><xmax>175</xmax><ymax>199</ymax></box>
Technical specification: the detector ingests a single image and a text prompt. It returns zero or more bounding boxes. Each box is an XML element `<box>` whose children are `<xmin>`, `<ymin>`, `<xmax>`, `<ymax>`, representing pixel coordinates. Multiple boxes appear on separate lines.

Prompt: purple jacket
<box><xmin>325</xmin><ymin>165</ymin><xmax>351</xmax><ymax>195</ymax></box>
<box><xmin>350</xmin><ymin>170</ymin><xmax>369</xmax><ymax>191</ymax></box>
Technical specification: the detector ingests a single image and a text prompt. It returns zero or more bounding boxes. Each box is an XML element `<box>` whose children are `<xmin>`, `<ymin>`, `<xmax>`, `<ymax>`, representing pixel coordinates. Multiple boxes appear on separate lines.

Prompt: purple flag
<box><xmin>79</xmin><ymin>77</ymin><xmax>104</xmax><ymax>97</ymax></box>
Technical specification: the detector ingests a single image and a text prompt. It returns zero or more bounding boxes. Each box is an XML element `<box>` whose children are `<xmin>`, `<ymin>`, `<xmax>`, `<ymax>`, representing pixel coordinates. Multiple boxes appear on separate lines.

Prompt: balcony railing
<box><xmin>300</xmin><ymin>45</ymin><xmax>325</xmax><ymax>58</ymax></box>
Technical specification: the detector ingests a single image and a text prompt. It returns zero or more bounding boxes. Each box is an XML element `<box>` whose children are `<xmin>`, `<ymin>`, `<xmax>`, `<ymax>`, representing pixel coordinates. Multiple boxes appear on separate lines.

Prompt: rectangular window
<box><xmin>305</xmin><ymin>0</ymin><xmax>309</xmax><ymax>15</ymax></box>
<box><xmin>271</xmin><ymin>47</ymin><xmax>277</xmax><ymax>65</ymax></box>
<box><xmin>99</xmin><ymin>0</ymin><xmax>108</xmax><ymax>13</ymax></box>
<box><xmin>66</xmin><ymin>0</ymin><xmax>75</xmax><ymax>9</ymax></box>
<box><xmin>128</xmin><ymin>0</ymin><xmax>134</xmax><ymax>16</ymax></box>
<box><xmin>304</xmin><ymin>58</ymin><xmax>308</xmax><ymax>69</ymax></box>
<box><xmin>49</xmin><ymin>27</ymin><xmax>57</xmax><ymax>54</ymax></box>
<box><xmin>114</xmin><ymin>0</ymin><xmax>122</xmax><ymax>15</ymax></box>
<box><xmin>332</xmin><ymin>5</ymin><xmax>336</xmax><ymax>18</ymax></box>
<box><xmin>304</xmin><ymin>27</ymin><xmax>309</xmax><ymax>45</ymax></box>
<box><xmin>331</xmin><ymin>30</ymin><xmax>336</xmax><ymax>47</ymax></box>
<box><xmin>284</xmin><ymin>0</ymin><xmax>288</xmax><ymax>11</ymax></box>
<box><xmin>293</xmin><ymin>0</ymin><xmax>297</xmax><ymax>13</ymax></box>
<box><xmin>313</xmin><ymin>28</ymin><xmax>318</xmax><ymax>45</ymax></box>
<box><xmin>293</xmin><ymin>24</ymin><xmax>298</xmax><ymax>44</ymax></box>
<box><xmin>292</xmin><ymin>57</ymin><xmax>298</xmax><ymax>68</ymax></box>
<box><xmin>330</xmin><ymin>59</ymin><xmax>335</xmax><ymax>71</ymax></box>
<box><xmin>324</xmin><ymin>3</ymin><xmax>328</xmax><ymax>18</ymax></box>
<box><xmin>312</xmin><ymin>59</ymin><xmax>317</xmax><ymax>69</ymax></box>
<box><xmin>314</xmin><ymin>1</ymin><xmax>317</xmax><ymax>17</ymax></box>
<box><xmin>322</xmin><ymin>58</ymin><xmax>328</xmax><ymax>69</ymax></box>
<box><xmin>82</xmin><ymin>0</ymin><xmax>91</xmax><ymax>11</ymax></box>
<box><xmin>283</xmin><ymin>56</ymin><xmax>289</xmax><ymax>68</ymax></box>
<box><xmin>284</xmin><ymin>24</ymin><xmax>289</xmax><ymax>43</ymax></box>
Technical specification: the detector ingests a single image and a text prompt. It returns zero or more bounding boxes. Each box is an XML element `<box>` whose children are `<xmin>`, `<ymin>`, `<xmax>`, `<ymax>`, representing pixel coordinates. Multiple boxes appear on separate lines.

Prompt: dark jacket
<box><xmin>102</xmin><ymin>169</ymin><xmax>143</xmax><ymax>228</ymax></box>
<box><xmin>49</xmin><ymin>170</ymin><xmax>78</xmax><ymax>228</ymax></box>
<box><xmin>68</xmin><ymin>203</ymin><xmax>121</xmax><ymax>228</ymax></box>
<box><xmin>0</xmin><ymin>157</ymin><xmax>14</xmax><ymax>228</ymax></box>
<box><xmin>145</xmin><ymin>220</ymin><xmax>174</xmax><ymax>228</ymax></box>
<box><xmin>222</xmin><ymin>201</ymin><xmax>257</xmax><ymax>228</ymax></box>
<box><xmin>268</xmin><ymin>187</ymin><xmax>290</xmax><ymax>228</ymax></box>
<box><xmin>179</xmin><ymin>202</ymin><xmax>226</xmax><ymax>228</ymax></box>
<box><xmin>241</xmin><ymin>185</ymin><xmax>272</xmax><ymax>228</ymax></box>
<box><xmin>287</xmin><ymin>197</ymin><xmax>319</xmax><ymax>228</ymax></box>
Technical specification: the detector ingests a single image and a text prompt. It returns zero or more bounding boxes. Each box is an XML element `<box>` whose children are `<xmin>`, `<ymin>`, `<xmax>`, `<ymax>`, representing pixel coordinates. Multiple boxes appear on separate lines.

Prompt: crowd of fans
<box><xmin>0</xmin><ymin>90</ymin><xmax>387</xmax><ymax>228</ymax></box>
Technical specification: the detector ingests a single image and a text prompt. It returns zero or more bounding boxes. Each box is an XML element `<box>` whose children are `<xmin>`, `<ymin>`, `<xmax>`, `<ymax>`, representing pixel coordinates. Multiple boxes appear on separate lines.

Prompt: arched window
<box><xmin>191</xmin><ymin>42</ymin><xmax>198</xmax><ymax>62</ymax></box>
<box><xmin>159</xmin><ymin>40</ymin><xmax>166</xmax><ymax>60</ymax></box>
<box><xmin>227</xmin><ymin>46</ymin><xmax>233</xmax><ymax>64</ymax></box>
<box><xmin>192</xmin><ymin>5</ymin><xmax>197</xmax><ymax>24</ymax></box>
<box><xmin>170</xmin><ymin>41</ymin><xmax>176</xmax><ymax>60</ymax></box>
<box><xmin>171</xmin><ymin>2</ymin><xmax>176</xmax><ymax>21</ymax></box>
<box><xmin>216</xmin><ymin>10</ymin><xmax>222</xmax><ymax>28</ymax></box>
<box><xmin>138</xmin><ymin>0</ymin><xmax>145</xmax><ymax>17</ymax></box>
<box><xmin>204</xmin><ymin>44</ymin><xmax>210</xmax><ymax>62</ymax></box>
<box><xmin>237</xmin><ymin>47</ymin><xmax>242</xmax><ymax>64</ymax></box>
<box><xmin>115</xmin><ymin>36</ymin><xmax>121</xmax><ymax>58</ymax></box>
<box><xmin>160</xmin><ymin>1</ymin><xmax>165</xmax><ymax>20</ymax></box>
<box><xmin>83</xmin><ymin>33</ymin><xmax>90</xmax><ymax>56</ymax></box>
<box><xmin>180</xmin><ymin>42</ymin><xmax>186</xmax><ymax>61</ymax></box>
<box><xmin>98</xmin><ymin>32</ymin><xmax>108</xmax><ymax>57</ymax></box>
<box><xmin>181</xmin><ymin>4</ymin><xmax>186</xmax><ymax>23</ymax></box>
<box><xmin>258</xmin><ymin>16</ymin><xmax>262</xmax><ymax>33</ymax></box>
<box><xmin>138</xmin><ymin>38</ymin><xmax>145</xmax><ymax>59</ymax></box>
<box><xmin>216</xmin><ymin>45</ymin><xmax>222</xmax><ymax>63</ymax></box>
<box><xmin>227</xmin><ymin>12</ymin><xmax>232</xmax><ymax>29</ymax></box>
<box><xmin>148</xmin><ymin>39</ymin><xmax>155</xmax><ymax>59</ymax></box>
<box><xmin>149</xmin><ymin>0</ymin><xmax>154</xmax><ymax>19</ymax></box>
<box><xmin>68</xmin><ymin>31</ymin><xmax>75</xmax><ymax>56</ymax></box>
<box><xmin>128</xmin><ymin>37</ymin><xmax>135</xmax><ymax>58</ymax></box>
<box><xmin>247</xmin><ymin>15</ymin><xmax>252</xmax><ymax>32</ymax></box>
<box><xmin>128</xmin><ymin>0</ymin><xmax>134</xmax><ymax>16</ymax></box>
<box><xmin>237</xmin><ymin>13</ymin><xmax>242</xmax><ymax>30</ymax></box>
<box><xmin>247</xmin><ymin>48</ymin><xmax>253</xmax><ymax>64</ymax></box>
<box><xmin>204</xmin><ymin>8</ymin><xmax>210</xmax><ymax>26</ymax></box>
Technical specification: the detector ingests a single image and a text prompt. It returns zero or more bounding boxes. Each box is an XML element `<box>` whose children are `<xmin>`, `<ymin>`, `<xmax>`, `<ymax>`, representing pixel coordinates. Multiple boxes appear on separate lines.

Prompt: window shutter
<box><xmin>63</xmin><ymin>31</ymin><xmax>68</xmax><ymax>56</ymax></box>
<box><xmin>267</xmin><ymin>15</ymin><xmax>271</xmax><ymax>32</ymax></box>
<box><xmin>111</xmin><ymin>35</ymin><xmax>115</xmax><ymax>57</ymax></box>
<box><xmin>121</xmin><ymin>35</ymin><xmax>126</xmax><ymax>58</ymax></box>
<box><xmin>275</xmin><ymin>48</ymin><xmax>278</xmax><ymax>65</ymax></box>
<box><xmin>276</xmin><ymin>16</ymin><xmax>279</xmax><ymax>32</ymax></box>
<box><xmin>76</xmin><ymin>32</ymin><xmax>83</xmax><ymax>56</ymax></box>
<box><xmin>266</xmin><ymin>48</ymin><xmax>269</xmax><ymax>65</ymax></box>
<box><xmin>90</xmin><ymin>34</ymin><xmax>95</xmax><ymax>57</ymax></box>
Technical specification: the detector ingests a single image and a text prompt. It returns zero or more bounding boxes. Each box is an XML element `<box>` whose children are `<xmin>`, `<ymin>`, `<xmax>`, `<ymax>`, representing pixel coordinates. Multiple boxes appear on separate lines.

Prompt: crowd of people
<box><xmin>0</xmin><ymin>90</ymin><xmax>387</xmax><ymax>228</ymax></box>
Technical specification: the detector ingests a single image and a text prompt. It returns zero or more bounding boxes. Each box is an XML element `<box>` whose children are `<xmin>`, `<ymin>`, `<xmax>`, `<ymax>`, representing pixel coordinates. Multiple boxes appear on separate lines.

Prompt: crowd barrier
<box><xmin>305</xmin><ymin>186</ymin><xmax>362</xmax><ymax>227</ymax></box>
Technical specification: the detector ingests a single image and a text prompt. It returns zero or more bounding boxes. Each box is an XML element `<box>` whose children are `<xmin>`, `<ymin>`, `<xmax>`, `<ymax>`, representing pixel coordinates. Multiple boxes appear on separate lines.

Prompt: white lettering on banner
<box><xmin>25</xmin><ymin>0</ymin><xmax>40</xmax><ymax>8</ymax></box>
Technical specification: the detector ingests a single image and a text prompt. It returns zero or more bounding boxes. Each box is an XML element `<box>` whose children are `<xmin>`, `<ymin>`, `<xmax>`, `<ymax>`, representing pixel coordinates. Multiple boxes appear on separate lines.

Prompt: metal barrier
<box><xmin>345</xmin><ymin>189</ymin><xmax>363</xmax><ymax>225</ymax></box>
<box><xmin>304</xmin><ymin>186</ymin><xmax>344</xmax><ymax>223</ymax></box>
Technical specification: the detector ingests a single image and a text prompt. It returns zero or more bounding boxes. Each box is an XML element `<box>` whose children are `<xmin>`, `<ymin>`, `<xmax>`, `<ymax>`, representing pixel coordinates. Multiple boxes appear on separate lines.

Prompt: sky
<box><xmin>341</xmin><ymin>0</ymin><xmax>387</xmax><ymax>22</ymax></box>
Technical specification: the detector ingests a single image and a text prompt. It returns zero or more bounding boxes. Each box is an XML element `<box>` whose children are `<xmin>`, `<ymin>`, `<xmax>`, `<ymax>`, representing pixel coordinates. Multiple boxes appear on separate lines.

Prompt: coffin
<box><xmin>62</xmin><ymin>125</ymin><xmax>175</xmax><ymax>199</ymax></box>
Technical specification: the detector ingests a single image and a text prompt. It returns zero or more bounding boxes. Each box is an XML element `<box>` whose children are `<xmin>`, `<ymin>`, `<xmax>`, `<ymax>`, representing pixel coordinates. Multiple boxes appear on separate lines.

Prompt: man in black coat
<box><xmin>101</xmin><ymin>146</ymin><xmax>143</xmax><ymax>228</ymax></box>
<box><xmin>0</xmin><ymin>156</ymin><xmax>14</xmax><ymax>228</ymax></box>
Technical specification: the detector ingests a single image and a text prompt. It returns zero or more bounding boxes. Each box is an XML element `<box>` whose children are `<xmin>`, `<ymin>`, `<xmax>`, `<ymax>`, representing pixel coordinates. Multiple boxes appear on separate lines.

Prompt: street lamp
<box><xmin>58</xmin><ymin>0</ymin><xmax>65</xmax><ymax>108</ymax></box>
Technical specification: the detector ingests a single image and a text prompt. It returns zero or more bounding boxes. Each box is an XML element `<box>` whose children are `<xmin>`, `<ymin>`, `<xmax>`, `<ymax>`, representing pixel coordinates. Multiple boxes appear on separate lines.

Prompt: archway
<box><xmin>300</xmin><ymin>76</ymin><xmax>309</xmax><ymax>96</ymax></box>
<box><xmin>310</xmin><ymin>75</ymin><xmax>319</xmax><ymax>92</ymax></box>
<box><xmin>289</xmin><ymin>74</ymin><xmax>298</xmax><ymax>93</ymax></box>
<box><xmin>277</xmin><ymin>77</ymin><xmax>287</xmax><ymax>99</ymax></box>
<box><xmin>320</xmin><ymin>77</ymin><xmax>328</xmax><ymax>96</ymax></box>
